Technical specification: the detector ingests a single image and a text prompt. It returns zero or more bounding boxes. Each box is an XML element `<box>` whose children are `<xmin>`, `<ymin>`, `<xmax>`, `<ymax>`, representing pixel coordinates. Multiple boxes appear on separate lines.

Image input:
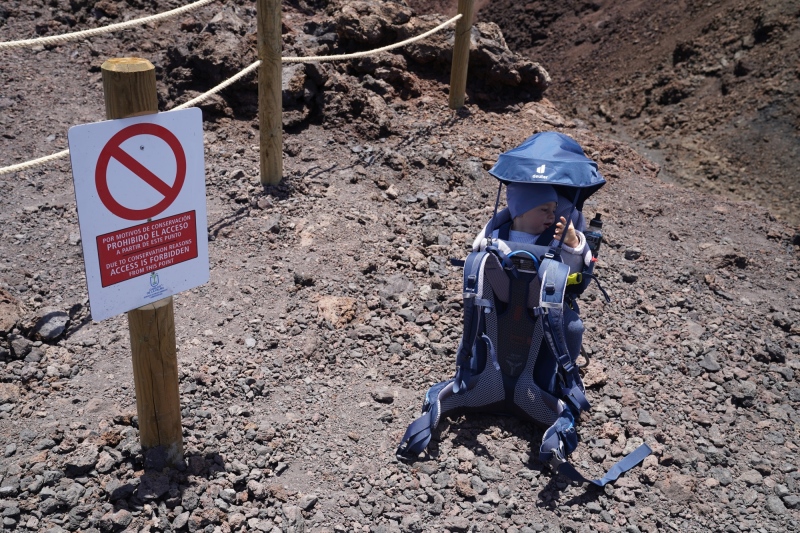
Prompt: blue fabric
<box><xmin>489</xmin><ymin>132</ymin><xmax>606</xmax><ymax>210</ymax></box>
<box><xmin>396</xmin><ymin>411</ymin><xmax>434</xmax><ymax>459</ymax></box>
<box><xmin>564</xmin><ymin>304</ymin><xmax>584</xmax><ymax>364</ymax></box>
<box><xmin>507</xmin><ymin>229</ymin><xmax>543</xmax><ymax>245</ymax></box>
<box><xmin>557</xmin><ymin>443</ymin><xmax>653</xmax><ymax>487</ymax></box>
<box><xmin>540</xmin><ymin>408</ymin><xmax>578</xmax><ymax>461</ymax></box>
<box><xmin>397</xmin><ymin>380</ymin><xmax>450</xmax><ymax>460</ymax></box>
<box><xmin>540</xmin><ymin>409</ymin><xmax>652</xmax><ymax>487</ymax></box>
<box><xmin>507</xmin><ymin>183</ymin><xmax>558</xmax><ymax>218</ymax></box>
<box><xmin>562</xmin><ymin>383</ymin><xmax>591</xmax><ymax>412</ymax></box>
<box><xmin>453</xmin><ymin>252</ymin><xmax>488</xmax><ymax>393</ymax></box>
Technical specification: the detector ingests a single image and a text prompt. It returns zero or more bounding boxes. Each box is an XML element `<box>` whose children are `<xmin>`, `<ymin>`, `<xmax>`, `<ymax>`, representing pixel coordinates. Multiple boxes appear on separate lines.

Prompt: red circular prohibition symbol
<box><xmin>95</xmin><ymin>122</ymin><xmax>187</xmax><ymax>221</ymax></box>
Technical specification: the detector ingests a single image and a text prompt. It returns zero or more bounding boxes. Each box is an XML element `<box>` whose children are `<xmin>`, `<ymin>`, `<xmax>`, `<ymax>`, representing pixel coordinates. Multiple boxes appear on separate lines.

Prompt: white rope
<box><xmin>282</xmin><ymin>14</ymin><xmax>461</xmax><ymax>62</ymax></box>
<box><xmin>174</xmin><ymin>14</ymin><xmax>462</xmax><ymax>106</ymax></box>
<box><xmin>174</xmin><ymin>60</ymin><xmax>260</xmax><ymax>110</ymax></box>
<box><xmin>0</xmin><ymin>0</ymin><xmax>218</xmax><ymax>51</ymax></box>
<box><xmin>0</xmin><ymin>150</ymin><xmax>70</xmax><ymax>176</ymax></box>
<box><xmin>0</xmin><ymin>14</ymin><xmax>462</xmax><ymax>175</ymax></box>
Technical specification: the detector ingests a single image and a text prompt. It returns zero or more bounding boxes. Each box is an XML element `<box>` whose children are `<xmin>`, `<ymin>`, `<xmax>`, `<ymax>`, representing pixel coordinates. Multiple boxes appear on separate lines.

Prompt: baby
<box><xmin>504</xmin><ymin>182</ymin><xmax>592</xmax><ymax>266</ymax></box>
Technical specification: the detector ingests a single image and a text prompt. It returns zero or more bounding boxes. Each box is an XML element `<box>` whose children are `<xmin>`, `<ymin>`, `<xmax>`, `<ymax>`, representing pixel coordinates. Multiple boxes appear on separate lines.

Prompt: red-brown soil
<box><xmin>0</xmin><ymin>1</ymin><xmax>798</xmax><ymax>532</ymax></box>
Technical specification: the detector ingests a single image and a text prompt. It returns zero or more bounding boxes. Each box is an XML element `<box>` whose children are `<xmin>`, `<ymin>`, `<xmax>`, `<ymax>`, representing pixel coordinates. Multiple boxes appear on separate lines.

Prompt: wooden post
<box><xmin>101</xmin><ymin>58</ymin><xmax>183</xmax><ymax>465</ymax></box>
<box><xmin>449</xmin><ymin>0</ymin><xmax>475</xmax><ymax>110</ymax></box>
<box><xmin>127</xmin><ymin>297</ymin><xmax>183</xmax><ymax>463</ymax></box>
<box><xmin>101</xmin><ymin>58</ymin><xmax>158</xmax><ymax>118</ymax></box>
<box><xmin>257</xmin><ymin>0</ymin><xmax>283</xmax><ymax>184</ymax></box>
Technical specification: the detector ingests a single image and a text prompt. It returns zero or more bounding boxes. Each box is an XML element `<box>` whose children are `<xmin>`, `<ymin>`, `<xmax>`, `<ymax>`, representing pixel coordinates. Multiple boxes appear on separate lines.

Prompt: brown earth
<box><xmin>0</xmin><ymin>1</ymin><xmax>799</xmax><ymax>532</ymax></box>
<box><xmin>411</xmin><ymin>0</ymin><xmax>800</xmax><ymax>227</ymax></box>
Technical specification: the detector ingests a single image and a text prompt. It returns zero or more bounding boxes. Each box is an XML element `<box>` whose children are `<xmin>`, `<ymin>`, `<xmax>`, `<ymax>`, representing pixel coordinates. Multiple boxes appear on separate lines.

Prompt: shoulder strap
<box><xmin>453</xmin><ymin>250</ymin><xmax>492</xmax><ymax>393</ymax></box>
<box><xmin>535</xmin><ymin>257</ymin><xmax>651</xmax><ymax>483</ymax></box>
<box><xmin>535</xmin><ymin>224</ymin><xmax>557</xmax><ymax>246</ymax></box>
<box><xmin>539</xmin><ymin>257</ymin><xmax>590</xmax><ymax>412</ymax></box>
<box><xmin>497</xmin><ymin>220</ymin><xmax>511</xmax><ymax>241</ymax></box>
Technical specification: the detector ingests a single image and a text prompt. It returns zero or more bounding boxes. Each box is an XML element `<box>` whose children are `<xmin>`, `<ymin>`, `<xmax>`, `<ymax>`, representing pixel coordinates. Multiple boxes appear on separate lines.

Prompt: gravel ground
<box><xmin>1</xmin><ymin>1</ymin><xmax>799</xmax><ymax>532</ymax></box>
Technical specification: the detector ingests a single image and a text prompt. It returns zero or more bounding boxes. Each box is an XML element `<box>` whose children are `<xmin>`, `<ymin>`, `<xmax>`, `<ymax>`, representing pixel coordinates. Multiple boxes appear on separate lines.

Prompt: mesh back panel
<box><xmin>439</xmin><ymin>275</ymin><xmax>505</xmax><ymax>414</ymax></box>
<box><xmin>438</xmin><ymin>262</ymin><xmax>561</xmax><ymax>427</ymax></box>
<box><xmin>514</xmin><ymin>317</ymin><xmax>560</xmax><ymax>426</ymax></box>
<box><xmin>497</xmin><ymin>278</ymin><xmax>535</xmax><ymax>378</ymax></box>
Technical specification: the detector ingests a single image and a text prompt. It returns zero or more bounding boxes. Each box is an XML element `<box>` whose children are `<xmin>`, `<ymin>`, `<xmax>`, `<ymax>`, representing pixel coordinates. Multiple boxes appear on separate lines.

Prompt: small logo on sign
<box><xmin>145</xmin><ymin>272</ymin><xmax>167</xmax><ymax>301</ymax></box>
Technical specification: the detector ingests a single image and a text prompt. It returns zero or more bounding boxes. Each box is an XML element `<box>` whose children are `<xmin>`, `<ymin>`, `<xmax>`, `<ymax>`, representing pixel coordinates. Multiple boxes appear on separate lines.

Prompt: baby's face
<box><xmin>516</xmin><ymin>201</ymin><xmax>557</xmax><ymax>235</ymax></box>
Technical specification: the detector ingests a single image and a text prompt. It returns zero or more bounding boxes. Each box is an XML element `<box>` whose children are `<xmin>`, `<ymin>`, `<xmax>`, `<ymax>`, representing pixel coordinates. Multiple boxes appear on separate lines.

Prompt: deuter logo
<box><xmin>531</xmin><ymin>164</ymin><xmax>547</xmax><ymax>179</ymax></box>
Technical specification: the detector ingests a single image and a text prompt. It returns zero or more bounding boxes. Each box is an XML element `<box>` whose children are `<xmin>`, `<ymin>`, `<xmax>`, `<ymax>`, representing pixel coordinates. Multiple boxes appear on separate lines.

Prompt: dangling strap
<box><xmin>396</xmin><ymin>412</ymin><xmax>436</xmax><ymax>461</ymax></box>
<box><xmin>550</xmin><ymin>189</ymin><xmax>583</xmax><ymax>257</ymax></box>
<box><xmin>396</xmin><ymin>380</ymin><xmax>451</xmax><ymax>461</ymax></box>
<box><xmin>582</xmin><ymin>272</ymin><xmax>611</xmax><ymax>302</ymax></box>
<box><xmin>536</xmin><ymin>224</ymin><xmax>557</xmax><ymax>246</ymax></box>
<box><xmin>539</xmin><ymin>409</ymin><xmax>652</xmax><ymax>486</ymax></box>
<box><xmin>557</xmin><ymin>444</ymin><xmax>652</xmax><ymax>486</ymax></box>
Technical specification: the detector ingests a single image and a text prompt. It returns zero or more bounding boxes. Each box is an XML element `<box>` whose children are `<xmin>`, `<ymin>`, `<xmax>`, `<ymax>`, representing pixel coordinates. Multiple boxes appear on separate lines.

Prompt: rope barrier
<box><xmin>0</xmin><ymin>0</ymin><xmax>218</xmax><ymax>51</ymax></box>
<box><xmin>174</xmin><ymin>60</ymin><xmax>260</xmax><ymax>110</ymax></box>
<box><xmin>0</xmin><ymin>149</ymin><xmax>71</xmax><ymax>176</ymax></box>
<box><xmin>282</xmin><ymin>15</ymin><xmax>461</xmax><ymax>62</ymax></box>
<box><xmin>0</xmin><ymin>14</ymin><xmax>462</xmax><ymax>175</ymax></box>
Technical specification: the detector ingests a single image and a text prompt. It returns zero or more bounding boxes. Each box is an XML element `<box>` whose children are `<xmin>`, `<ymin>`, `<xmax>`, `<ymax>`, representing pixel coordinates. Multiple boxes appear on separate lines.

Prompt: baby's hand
<box><xmin>554</xmin><ymin>216</ymin><xmax>579</xmax><ymax>248</ymax></box>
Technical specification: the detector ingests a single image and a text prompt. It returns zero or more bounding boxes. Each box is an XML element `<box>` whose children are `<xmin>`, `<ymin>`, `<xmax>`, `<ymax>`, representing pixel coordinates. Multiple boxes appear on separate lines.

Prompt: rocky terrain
<box><xmin>485</xmin><ymin>0</ymin><xmax>800</xmax><ymax>227</ymax></box>
<box><xmin>411</xmin><ymin>0</ymin><xmax>800</xmax><ymax>226</ymax></box>
<box><xmin>1</xmin><ymin>0</ymin><xmax>799</xmax><ymax>532</ymax></box>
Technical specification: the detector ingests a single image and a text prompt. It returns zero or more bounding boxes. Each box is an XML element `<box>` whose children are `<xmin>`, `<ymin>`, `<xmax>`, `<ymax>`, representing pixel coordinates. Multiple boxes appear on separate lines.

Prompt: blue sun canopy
<box><xmin>488</xmin><ymin>131</ymin><xmax>605</xmax><ymax>209</ymax></box>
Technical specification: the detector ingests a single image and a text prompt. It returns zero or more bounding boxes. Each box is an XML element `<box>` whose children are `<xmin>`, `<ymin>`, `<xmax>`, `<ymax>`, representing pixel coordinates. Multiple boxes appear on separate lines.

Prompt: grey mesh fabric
<box><xmin>513</xmin><ymin>315</ymin><xmax>564</xmax><ymax>425</ymax></box>
<box><xmin>433</xmin><ymin>253</ymin><xmax>564</xmax><ymax>428</ymax></box>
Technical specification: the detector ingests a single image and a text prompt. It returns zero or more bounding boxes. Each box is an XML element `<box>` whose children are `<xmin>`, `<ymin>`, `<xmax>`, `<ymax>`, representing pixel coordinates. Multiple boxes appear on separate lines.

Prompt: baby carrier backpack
<box><xmin>396</xmin><ymin>132</ymin><xmax>651</xmax><ymax>486</ymax></box>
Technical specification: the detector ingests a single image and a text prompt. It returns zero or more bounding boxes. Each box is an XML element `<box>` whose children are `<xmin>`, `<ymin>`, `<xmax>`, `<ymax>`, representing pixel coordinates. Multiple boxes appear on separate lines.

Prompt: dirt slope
<box><xmin>411</xmin><ymin>0</ymin><xmax>800</xmax><ymax>227</ymax></box>
<box><xmin>0</xmin><ymin>1</ymin><xmax>799</xmax><ymax>533</ymax></box>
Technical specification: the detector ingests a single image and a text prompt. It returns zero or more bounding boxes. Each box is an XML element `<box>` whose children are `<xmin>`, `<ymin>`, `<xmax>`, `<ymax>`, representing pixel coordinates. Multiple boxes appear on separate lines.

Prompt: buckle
<box><xmin>548</xmin><ymin>444</ymin><xmax>566</xmax><ymax>470</ymax></box>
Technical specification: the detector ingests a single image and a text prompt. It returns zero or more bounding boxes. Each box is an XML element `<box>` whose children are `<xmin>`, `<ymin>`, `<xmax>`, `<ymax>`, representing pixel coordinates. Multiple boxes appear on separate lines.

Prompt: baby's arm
<box><xmin>553</xmin><ymin>217</ymin><xmax>592</xmax><ymax>267</ymax></box>
<box><xmin>554</xmin><ymin>216</ymin><xmax>580</xmax><ymax>248</ymax></box>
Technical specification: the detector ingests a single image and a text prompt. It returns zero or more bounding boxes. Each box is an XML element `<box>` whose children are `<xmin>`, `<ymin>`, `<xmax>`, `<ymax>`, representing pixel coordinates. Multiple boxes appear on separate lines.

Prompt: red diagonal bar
<box><xmin>109</xmin><ymin>145</ymin><xmax>174</xmax><ymax>198</ymax></box>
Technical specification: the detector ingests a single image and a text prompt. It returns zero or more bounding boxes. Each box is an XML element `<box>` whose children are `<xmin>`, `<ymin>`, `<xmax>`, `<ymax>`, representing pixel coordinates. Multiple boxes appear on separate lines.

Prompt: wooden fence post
<box><xmin>101</xmin><ymin>57</ymin><xmax>184</xmax><ymax>465</ymax></box>
<box><xmin>257</xmin><ymin>0</ymin><xmax>283</xmax><ymax>184</ymax></box>
<box><xmin>449</xmin><ymin>0</ymin><xmax>475</xmax><ymax>110</ymax></box>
